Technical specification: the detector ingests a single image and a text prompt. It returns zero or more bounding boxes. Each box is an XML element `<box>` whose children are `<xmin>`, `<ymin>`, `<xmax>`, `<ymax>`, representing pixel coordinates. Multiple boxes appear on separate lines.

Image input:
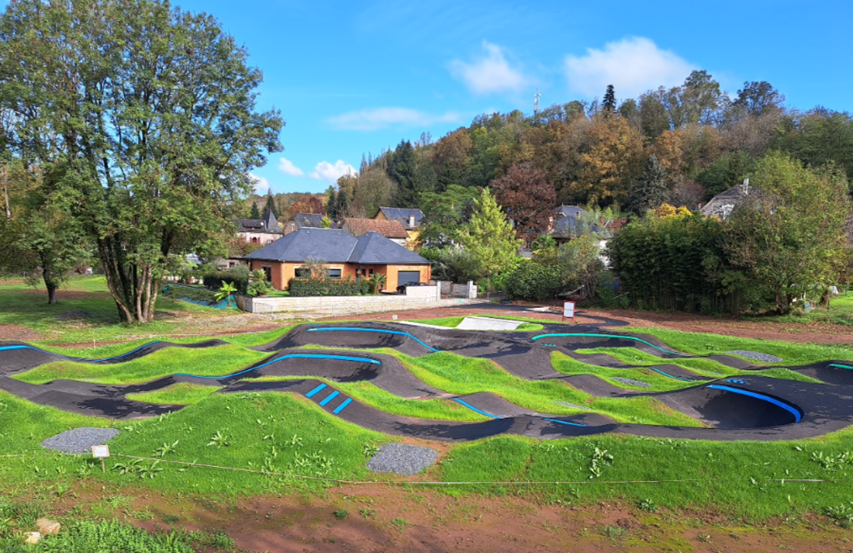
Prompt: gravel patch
<box><xmin>366</xmin><ymin>443</ymin><xmax>438</xmax><ymax>476</ymax></box>
<box><xmin>612</xmin><ymin>377</ymin><xmax>652</xmax><ymax>388</ymax></box>
<box><xmin>726</xmin><ymin>350</ymin><xmax>783</xmax><ymax>363</ymax></box>
<box><xmin>40</xmin><ymin>427</ymin><xmax>120</xmax><ymax>455</ymax></box>
<box><xmin>554</xmin><ymin>401</ymin><xmax>589</xmax><ymax>410</ymax></box>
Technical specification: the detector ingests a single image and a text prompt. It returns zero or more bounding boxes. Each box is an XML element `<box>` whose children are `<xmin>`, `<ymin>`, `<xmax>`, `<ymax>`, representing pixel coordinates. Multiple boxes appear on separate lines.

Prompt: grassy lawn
<box><xmin>0</xmin><ymin>276</ymin><xmax>243</xmax><ymax>345</ymax></box>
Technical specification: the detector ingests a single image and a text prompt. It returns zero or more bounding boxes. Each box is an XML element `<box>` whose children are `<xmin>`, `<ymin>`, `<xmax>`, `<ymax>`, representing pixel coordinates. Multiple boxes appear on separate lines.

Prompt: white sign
<box><xmin>563</xmin><ymin>301</ymin><xmax>575</xmax><ymax>319</ymax></box>
<box><xmin>91</xmin><ymin>445</ymin><xmax>110</xmax><ymax>459</ymax></box>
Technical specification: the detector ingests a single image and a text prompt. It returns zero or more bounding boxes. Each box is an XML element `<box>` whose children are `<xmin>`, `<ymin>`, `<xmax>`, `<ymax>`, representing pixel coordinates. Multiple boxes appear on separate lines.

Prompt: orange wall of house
<box><xmin>249</xmin><ymin>261</ymin><xmax>430</xmax><ymax>292</ymax></box>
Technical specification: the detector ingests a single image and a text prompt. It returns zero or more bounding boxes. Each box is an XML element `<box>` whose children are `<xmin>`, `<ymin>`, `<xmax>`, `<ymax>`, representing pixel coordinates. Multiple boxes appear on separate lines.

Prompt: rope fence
<box><xmin>2</xmin><ymin>452</ymin><xmax>849</xmax><ymax>487</ymax></box>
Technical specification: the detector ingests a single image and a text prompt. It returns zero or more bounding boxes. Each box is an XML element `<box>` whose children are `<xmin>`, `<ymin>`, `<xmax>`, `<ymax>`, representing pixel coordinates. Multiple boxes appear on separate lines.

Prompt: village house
<box><xmin>373</xmin><ymin>206</ymin><xmax>423</xmax><ymax>247</ymax></box>
<box><xmin>236</xmin><ymin>209</ymin><xmax>282</xmax><ymax>246</ymax></box>
<box><xmin>342</xmin><ymin>217</ymin><xmax>410</xmax><ymax>248</ymax></box>
<box><xmin>243</xmin><ymin>228</ymin><xmax>431</xmax><ymax>291</ymax></box>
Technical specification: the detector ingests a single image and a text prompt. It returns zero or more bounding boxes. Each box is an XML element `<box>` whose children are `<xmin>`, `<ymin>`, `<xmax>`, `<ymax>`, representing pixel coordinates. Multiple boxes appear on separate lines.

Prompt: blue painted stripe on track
<box><xmin>452</xmin><ymin>398</ymin><xmax>500</xmax><ymax>419</ymax></box>
<box><xmin>307</xmin><ymin>327</ymin><xmax>440</xmax><ymax>352</ymax></box>
<box><xmin>543</xmin><ymin>418</ymin><xmax>587</xmax><ymax>427</ymax></box>
<box><xmin>319</xmin><ymin>391</ymin><xmax>339</xmax><ymax>406</ymax></box>
<box><xmin>706</xmin><ymin>384</ymin><xmax>802</xmax><ymax>423</ymax></box>
<box><xmin>305</xmin><ymin>383</ymin><xmax>327</xmax><ymax>398</ymax></box>
<box><xmin>175</xmin><ymin>353</ymin><xmax>380</xmax><ymax>380</ymax></box>
<box><xmin>333</xmin><ymin>398</ymin><xmax>352</xmax><ymax>414</ymax></box>
<box><xmin>531</xmin><ymin>333</ymin><xmax>685</xmax><ymax>356</ymax></box>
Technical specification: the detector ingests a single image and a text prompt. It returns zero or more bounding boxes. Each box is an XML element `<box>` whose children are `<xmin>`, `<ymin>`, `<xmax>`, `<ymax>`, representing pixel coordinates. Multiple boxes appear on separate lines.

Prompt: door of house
<box><xmin>397</xmin><ymin>271</ymin><xmax>420</xmax><ymax>286</ymax></box>
<box><xmin>262</xmin><ymin>267</ymin><xmax>272</xmax><ymax>282</ymax></box>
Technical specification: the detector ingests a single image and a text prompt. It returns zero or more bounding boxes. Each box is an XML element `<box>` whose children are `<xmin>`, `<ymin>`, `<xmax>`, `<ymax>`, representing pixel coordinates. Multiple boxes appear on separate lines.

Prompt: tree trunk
<box><xmin>2</xmin><ymin>166</ymin><xmax>9</xmax><ymax>220</ymax></box>
<box><xmin>40</xmin><ymin>257</ymin><xmax>58</xmax><ymax>305</ymax></box>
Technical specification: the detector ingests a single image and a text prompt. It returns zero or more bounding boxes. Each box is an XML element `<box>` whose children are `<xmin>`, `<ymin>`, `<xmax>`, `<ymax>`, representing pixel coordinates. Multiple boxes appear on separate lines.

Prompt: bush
<box><xmin>503</xmin><ymin>261</ymin><xmax>562</xmax><ymax>301</ymax></box>
<box><xmin>202</xmin><ymin>265</ymin><xmax>249</xmax><ymax>294</ymax></box>
<box><xmin>160</xmin><ymin>283</ymin><xmax>219</xmax><ymax>304</ymax></box>
<box><xmin>288</xmin><ymin>277</ymin><xmax>370</xmax><ymax>297</ymax></box>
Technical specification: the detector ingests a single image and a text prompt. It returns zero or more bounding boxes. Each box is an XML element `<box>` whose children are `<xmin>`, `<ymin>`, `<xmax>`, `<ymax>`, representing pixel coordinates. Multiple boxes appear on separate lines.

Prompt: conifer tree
<box><xmin>264</xmin><ymin>191</ymin><xmax>278</xmax><ymax>218</ymax></box>
<box><xmin>249</xmin><ymin>202</ymin><xmax>261</xmax><ymax>219</ymax></box>
<box><xmin>326</xmin><ymin>188</ymin><xmax>338</xmax><ymax>220</ymax></box>
<box><xmin>627</xmin><ymin>155</ymin><xmax>670</xmax><ymax>214</ymax></box>
<box><xmin>602</xmin><ymin>84</ymin><xmax>617</xmax><ymax>115</ymax></box>
<box><xmin>456</xmin><ymin>189</ymin><xmax>521</xmax><ymax>279</ymax></box>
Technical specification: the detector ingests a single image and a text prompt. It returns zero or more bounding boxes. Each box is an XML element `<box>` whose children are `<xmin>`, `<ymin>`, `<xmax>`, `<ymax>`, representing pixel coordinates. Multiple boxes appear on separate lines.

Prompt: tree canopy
<box><xmin>0</xmin><ymin>0</ymin><xmax>283</xmax><ymax>321</ymax></box>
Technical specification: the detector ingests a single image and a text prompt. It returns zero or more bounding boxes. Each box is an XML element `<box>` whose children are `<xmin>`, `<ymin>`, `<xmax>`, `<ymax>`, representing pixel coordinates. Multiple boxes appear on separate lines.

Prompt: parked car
<box><xmin>396</xmin><ymin>282</ymin><xmax>428</xmax><ymax>294</ymax></box>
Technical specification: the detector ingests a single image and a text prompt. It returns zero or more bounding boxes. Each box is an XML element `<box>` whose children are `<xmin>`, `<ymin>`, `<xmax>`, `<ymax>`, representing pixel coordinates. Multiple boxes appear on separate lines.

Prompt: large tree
<box><xmin>725</xmin><ymin>152</ymin><xmax>852</xmax><ymax>313</ymax></box>
<box><xmin>490</xmin><ymin>162</ymin><xmax>556</xmax><ymax>238</ymax></box>
<box><xmin>0</xmin><ymin>0</ymin><xmax>283</xmax><ymax>322</ymax></box>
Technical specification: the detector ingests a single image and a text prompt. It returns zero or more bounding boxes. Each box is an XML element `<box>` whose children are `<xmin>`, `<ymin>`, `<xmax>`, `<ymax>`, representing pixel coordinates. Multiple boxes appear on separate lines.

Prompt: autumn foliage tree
<box><xmin>490</xmin><ymin>163</ymin><xmax>556</xmax><ymax>238</ymax></box>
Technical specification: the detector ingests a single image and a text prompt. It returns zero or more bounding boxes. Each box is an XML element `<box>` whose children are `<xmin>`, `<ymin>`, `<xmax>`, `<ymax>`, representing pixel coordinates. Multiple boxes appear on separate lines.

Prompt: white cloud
<box><xmin>309</xmin><ymin>160</ymin><xmax>357</xmax><ymax>184</ymax></box>
<box><xmin>328</xmin><ymin>107</ymin><xmax>461</xmax><ymax>131</ymax></box>
<box><xmin>277</xmin><ymin>157</ymin><xmax>304</xmax><ymax>177</ymax></box>
<box><xmin>248</xmin><ymin>173</ymin><xmax>271</xmax><ymax>194</ymax></box>
<box><xmin>564</xmin><ymin>37</ymin><xmax>695</xmax><ymax>99</ymax></box>
<box><xmin>448</xmin><ymin>41</ymin><xmax>527</xmax><ymax>95</ymax></box>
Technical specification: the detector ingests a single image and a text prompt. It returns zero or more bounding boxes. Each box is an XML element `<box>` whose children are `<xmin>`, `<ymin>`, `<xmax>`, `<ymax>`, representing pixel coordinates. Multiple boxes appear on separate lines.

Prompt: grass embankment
<box><xmin>627</xmin><ymin>327</ymin><xmax>853</xmax><ymax>365</ymax></box>
<box><xmin>5</xmin><ymin>386</ymin><xmax>853</xmax><ymax>522</ymax></box>
<box><xmin>14</xmin><ymin>346</ymin><xmax>269</xmax><ymax>385</ymax></box>
<box><xmin>126</xmin><ymin>383</ymin><xmax>223</xmax><ymax>406</ymax></box>
<box><xmin>573</xmin><ymin>347</ymin><xmax>825</xmax><ymax>384</ymax></box>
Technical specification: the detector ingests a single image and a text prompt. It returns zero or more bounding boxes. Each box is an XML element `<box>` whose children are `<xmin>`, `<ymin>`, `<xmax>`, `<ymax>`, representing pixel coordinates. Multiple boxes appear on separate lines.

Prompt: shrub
<box><xmin>160</xmin><ymin>283</ymin><xmax>219</xmax><ymax>304</ymax></box>
<box><xmin>202</xmin><ymin>265</ymin><xmax>249</xmax><ymax>294</ymax></box>
<box><xmin>288</xmin><ymin>277</ymin><xmax>370</xmax><ymax>297</ymax></box>
<box><xmin>503</xmin><ymin>261</ymin><xmax>562</xmax><ymax>301</ymax></box>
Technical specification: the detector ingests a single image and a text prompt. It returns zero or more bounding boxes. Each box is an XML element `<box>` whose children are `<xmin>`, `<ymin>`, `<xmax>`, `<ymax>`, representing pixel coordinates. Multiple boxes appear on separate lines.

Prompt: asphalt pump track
<box><xmin>3</xmin><ymin>321</ymin><xmax>853</xmax><ymax>442</ymax></box>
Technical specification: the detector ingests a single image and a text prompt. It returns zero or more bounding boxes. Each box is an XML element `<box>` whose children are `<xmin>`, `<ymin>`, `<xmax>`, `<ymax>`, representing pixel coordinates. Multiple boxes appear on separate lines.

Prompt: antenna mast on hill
<box><xmin>534</xmin><ymin>89</ymin><xmax>541</xmax><ymax>116</ymax></box>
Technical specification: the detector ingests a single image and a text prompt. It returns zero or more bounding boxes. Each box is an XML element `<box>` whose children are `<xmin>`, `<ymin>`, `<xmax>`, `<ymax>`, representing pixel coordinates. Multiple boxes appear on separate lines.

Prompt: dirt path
<box><xmin>51</xmin><ymin>483</ymin><xmax>850</xmax><ymax>553</ymax></box>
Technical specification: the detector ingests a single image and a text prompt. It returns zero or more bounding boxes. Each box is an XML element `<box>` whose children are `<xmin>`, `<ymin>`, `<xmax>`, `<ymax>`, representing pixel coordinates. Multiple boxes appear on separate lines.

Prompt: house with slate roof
<box><xmin>700</xmin><ymin>181</ymin><xmax>763</xmax><ymax>220</ymax></box>
<box><xmin>283</xmin><ymin>212</ymin><xmax>326</xmax><ymax>235</ymax></box>
<box><xmin>373</xmin><ymin>206</ymin><xmax>423</xmax><ymax>246</ymax></box>
<box><xmin>243</xmin><ymin>228</ymin><xmax>431</xmax><ymax>291</ymax></box>
<box><xmin>342</xmin><ymin>217</ymin><xmax>410</xmax><ymax>248</ymax></box>
<box><xmin>236</xmin><ymin>209</ymin><xmax>282</xmax><ymax>246</ymax></box>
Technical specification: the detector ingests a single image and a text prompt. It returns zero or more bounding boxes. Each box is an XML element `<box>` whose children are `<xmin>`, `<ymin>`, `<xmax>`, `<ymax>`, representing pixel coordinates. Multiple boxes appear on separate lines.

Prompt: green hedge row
<box><xmin>288</xmin><ymin>277</ymin><xmax>370</xmax><ymax>297</ymax></box>
<box><xmin>161</xmin><ymin>283</ymin><xmax>219</xmax><ymax>304</ymax></box>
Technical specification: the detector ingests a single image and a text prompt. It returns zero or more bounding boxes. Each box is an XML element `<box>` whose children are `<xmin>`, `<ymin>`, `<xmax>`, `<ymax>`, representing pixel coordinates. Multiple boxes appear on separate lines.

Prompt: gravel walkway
<box><xmin>40</xmin><ymin>427</ymin><xmax>120</xmax><ymax>454</ymax></box>
<box><xmin>612</xmin><ymin>377</ymin><xmax>652</xmax><ymax>388</ymax></box>
<box><xmin>726</xmin><ymin>350</ymin><xmax>783</xmax><ymax>363</ymax></box>
<box><xmin>366</xmin><ymin>443</ymin><xmax>438</xmax><ymax>475</ymax></box>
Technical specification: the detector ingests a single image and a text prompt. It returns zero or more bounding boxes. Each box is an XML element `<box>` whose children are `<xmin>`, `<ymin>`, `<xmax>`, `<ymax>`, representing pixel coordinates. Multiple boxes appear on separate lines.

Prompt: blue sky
<box><xmin>7</xmin><ymin>0</ymin><xmax>853</xmax><ymax>194</ymax></box>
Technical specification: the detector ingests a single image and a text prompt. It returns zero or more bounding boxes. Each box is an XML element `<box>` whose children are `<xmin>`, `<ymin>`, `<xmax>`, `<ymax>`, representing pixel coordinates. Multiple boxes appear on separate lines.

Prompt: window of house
<box><xmin>262</xmin><ymin>267</ymin><xmax>272</xmax><ymax>282</ymax></box>
<box><xmin>326</xmin><ymin>268</ymin><xmax>342</xmax><ymax>279</ymax></box>
<box><xmin>251</xmin><ymin>237</ymin><xmax>258</xmax><ymax>243</ymax></box>
<box><xmin>294</xmin><ymin>267</ymin><xmax>310</xmax><ymax>279</ymax></box>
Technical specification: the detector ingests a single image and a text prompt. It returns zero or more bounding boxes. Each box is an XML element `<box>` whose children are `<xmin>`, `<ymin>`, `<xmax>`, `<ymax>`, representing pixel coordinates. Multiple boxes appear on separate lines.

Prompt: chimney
<box><xmin>408</xmin><ymin>214</ymin><xmax>415</xmax><ymax>228</ymax></box>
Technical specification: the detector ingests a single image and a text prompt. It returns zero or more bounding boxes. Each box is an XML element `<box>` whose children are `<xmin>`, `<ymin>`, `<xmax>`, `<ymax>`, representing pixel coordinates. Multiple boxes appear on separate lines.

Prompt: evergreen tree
<box><xmin>325</xmin><ymin>188</ymin><xmax>338</xmax><ymax>220</ymax></box>
<box><xmin>249</xmin><ymin>202</ymin><xmax>261</xmax><ymax>219</ymax></box>
<box><xmin>264</xmin><ymin>191</ymin><xmax>278</xmax><ymax>218</ymax></box>
<box><xmin>334</xmin><ymin>187</ymin><xmax>351</xmax><ymax>219</ymax></box>
<box><xmin>602</xmin><ymin>84</ymin><xmax>616</xmax><ymax>115</ymax></box>
<box><xmin>627</xmin><ymin>155</ymin><xmax>670</xmax><ymax>214</ymax></box>
<box><xmin>388</xmin><ymin>140</ymin><xmax>420</xmax><ymax>207</ymax></box>
<box><xmin>456</xmin><ymin>189</ymin><xmax>522</xmax><ymax>279</ymax></box>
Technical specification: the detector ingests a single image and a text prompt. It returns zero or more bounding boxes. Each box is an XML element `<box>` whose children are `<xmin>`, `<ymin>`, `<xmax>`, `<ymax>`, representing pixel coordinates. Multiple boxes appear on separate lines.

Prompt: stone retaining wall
<box><xmin>237</xmin><ymin>291</ymin><xmax>480</xmax><ymax>317</ymax></box>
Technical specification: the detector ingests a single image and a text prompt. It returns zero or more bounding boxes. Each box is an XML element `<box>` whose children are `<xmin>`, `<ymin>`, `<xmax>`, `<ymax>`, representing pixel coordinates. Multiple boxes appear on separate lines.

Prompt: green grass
<box><xmin>14</xmin><ymin>346</ymin><xmax>269</xmax><ymax>385</ymax></box>
<box><xmin>625</xmin><ymin>328</ymin><xmax>853</xmax><ymax>366</ymax></box>
<box><xmin>0</xmin><ymin>276</ymin><xmax>241</xmax><ymax>345</ymax></box>
<box><xmin>551</xmin><ymin>352</ymin><xmax>700</xmax><ymax>392</ymax></box>
<box><xmin>126</xmin><ymin>383</ymin><xmax>223</xmax><ymax>405</ymax></box>
<box><xmin>394</xmin><ymin>351</ymin><xmax>701</xmax><ymax>427</ymax></box>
